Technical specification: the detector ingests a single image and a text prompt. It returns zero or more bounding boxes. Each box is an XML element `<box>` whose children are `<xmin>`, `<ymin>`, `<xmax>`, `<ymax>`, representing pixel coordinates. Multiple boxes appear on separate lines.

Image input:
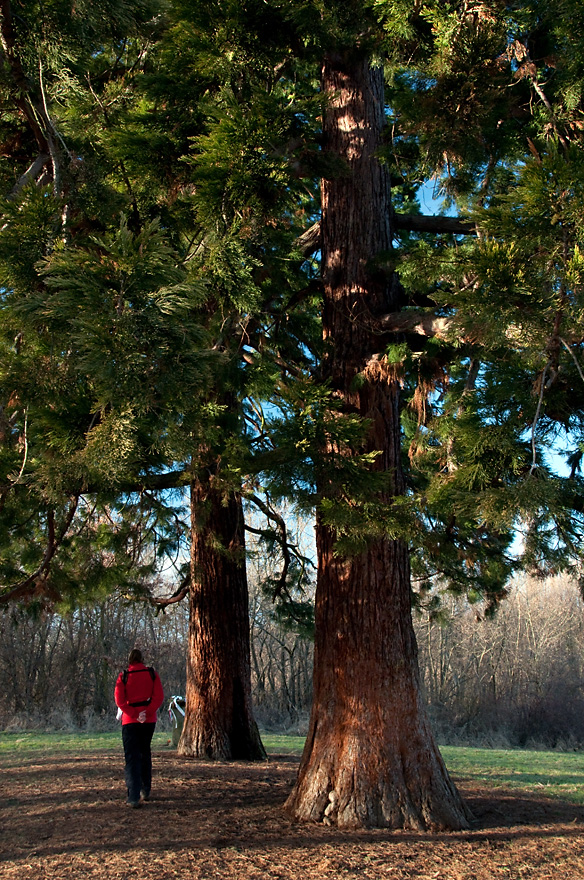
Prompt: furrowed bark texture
<box><xmin>284</xmin><ymin>55</ymin><xmax>470</xmax><ymax>830</ymax></box>
<box><xmin>178</xmin><ymin>478</ymin><xmax>266</xmax><ymax>761</ymax></box>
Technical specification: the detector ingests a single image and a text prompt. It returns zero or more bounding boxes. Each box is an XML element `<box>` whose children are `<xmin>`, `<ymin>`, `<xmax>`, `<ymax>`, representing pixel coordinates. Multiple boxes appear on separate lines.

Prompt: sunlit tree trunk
<box><xmin>178</xmin><ymin>476</ymin><xmax>266</xmax><ymax>761</ymax></box>
<box><xmin>285</xmin><ymin>53</ymin><xmax>470</xmax><ymax>830</ymax></box>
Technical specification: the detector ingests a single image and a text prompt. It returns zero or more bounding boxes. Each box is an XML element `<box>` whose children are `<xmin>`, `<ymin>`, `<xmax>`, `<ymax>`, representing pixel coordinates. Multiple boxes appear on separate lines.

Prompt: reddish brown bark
<box><xmin>284</xmin><ymin>55</ymin><xmax>470</xmax><ymax>829</ymax></box>
<box><xmin>178</xmin><ymin>477</ymin><xmax>266</xmax><ymax>761</ymax></box>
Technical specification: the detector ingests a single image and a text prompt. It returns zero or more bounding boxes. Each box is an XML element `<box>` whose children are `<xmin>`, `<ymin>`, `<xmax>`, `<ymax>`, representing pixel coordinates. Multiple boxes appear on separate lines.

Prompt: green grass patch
<box><xmin>261</xmin><ymin>733</ymin><xmax>306</xmax><ymax>755</ymax></box>
<box><xmin>441</xmin><ymin>745</ymin><xmax>584</xmax><ymax>805</ymax></box>
<box><xmin>0</xmin><ymin>729</ymin><xmax>170</xmax><ymax>758</ymax></box>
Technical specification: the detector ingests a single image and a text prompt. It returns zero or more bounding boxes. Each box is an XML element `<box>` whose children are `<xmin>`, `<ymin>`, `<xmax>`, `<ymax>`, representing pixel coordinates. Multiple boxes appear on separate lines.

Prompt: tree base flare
<box><xmin>285</xmin><ymin>732</ymin><xmax>472</xmax><ymax>831</ymax></box>
<box><xmin>177</xmin><ymin>723</ymin><xmax>266</xmax><ymax>762</ymax></box>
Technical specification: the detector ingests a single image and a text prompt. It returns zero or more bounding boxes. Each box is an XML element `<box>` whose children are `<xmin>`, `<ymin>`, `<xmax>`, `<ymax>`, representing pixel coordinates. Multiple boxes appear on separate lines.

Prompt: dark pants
<box><xmin>122</xmin><ymin>722</ymin><xmax>156</xmax><ymax>802</ymax></box>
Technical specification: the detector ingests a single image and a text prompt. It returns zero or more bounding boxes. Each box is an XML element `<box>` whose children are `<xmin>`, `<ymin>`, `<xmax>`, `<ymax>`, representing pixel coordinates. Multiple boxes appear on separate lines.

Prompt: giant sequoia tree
<box><xmin>123</xmin><ymin>4</ymin><xmax>315</xmax><ymax>759</ymax></box>
<box><xmin>0</xmin><ymin>0</ymin><xmax>306</xmax><ymax>761</ymax></box>
<box><xmin>264</xmin><ymin>0</ymin><xmax>584</xmax><ymax>828</ymax></box>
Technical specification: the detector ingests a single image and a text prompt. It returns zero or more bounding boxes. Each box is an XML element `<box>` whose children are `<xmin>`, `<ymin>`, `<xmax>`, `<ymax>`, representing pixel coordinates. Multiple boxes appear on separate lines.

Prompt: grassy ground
<box><xmin>441</xmin><ymin>745</ymin><xmax>584</xmax><ymax>805</ymax></box>
<box><xmin>1</xmin><ymin>730</ymin><xmax>584</xmax><ymax>805</ymax></box>
<box><xmin>0</xmin><ymin>729</ymin><xmax>165</xmax><ymax>755</ymax></box>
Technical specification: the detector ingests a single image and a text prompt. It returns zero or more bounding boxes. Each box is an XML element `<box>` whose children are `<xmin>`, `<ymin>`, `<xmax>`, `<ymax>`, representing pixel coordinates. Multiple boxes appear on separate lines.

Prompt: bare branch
<box><xmin>294</xmin><ymin>221</ymin><xmax>321</xmax><ymax>258</ymax></box>
<box><xmin>79</xmin><ymin>468</ymin><xmax>191</xmax><ymax>496</ymax></box>
<box><xmin>377</xmin><ymin>310</ymin><xmax>453</xmax><ymax>338</ymax></box>
<box><xmin>9</xmin><ymin>406</ymin><xmax>28</xmax><ymax>484</ymax></box>
<box><xmin>0</xmin><ymin>0</ymin><xmax>69</xmax><ymax>202</ymax></box>
<box><xmin>294</xmin><ymin>214</ymin><xmax>476</xmax><ymax>258</ymax></box>
<box><xmin>530</xmin><ymin>363</ymin><xmax>550</xmax><ymax>475</ymax></box>
<box><xmin>150</xmin><ymin>573</ymin><xmax>190</xmax><ymax>609</ymax></box>
<box><xmin>7</xmin><ymin>153</ymin><xmax>51</xmax><ymax>199</ymax></box>
<box><xmin>560</xmin><ymin>337</ymin><xmax>584</xmax><ymax>386</ymax></box>
<box><xmin>394</xmin><ymin>213</ymin><xmax>476</xmax><ymax>236</ymax></box>
<box><xmin>0</xmin><ymin>1</ymin><xmax>50</xmax><ymax>156</ymax></box>
<box><xmin>246</xmin><ymin>493</ymin><xmax>291</xmax><ymax>600</ymax></box>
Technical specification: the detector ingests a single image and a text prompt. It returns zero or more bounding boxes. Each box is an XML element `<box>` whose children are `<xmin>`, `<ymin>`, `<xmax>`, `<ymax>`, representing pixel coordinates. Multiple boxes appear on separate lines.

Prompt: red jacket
<box><xmin>115</xmin><ymin>662</ymin><xmax>164</xmax><ymax>725</ymax></box>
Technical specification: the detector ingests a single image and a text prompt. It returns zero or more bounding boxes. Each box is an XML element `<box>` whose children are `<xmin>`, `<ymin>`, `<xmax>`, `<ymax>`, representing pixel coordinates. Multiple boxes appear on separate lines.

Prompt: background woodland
<box><xmin>2</xmin><ymin>570</ymin><xmax>583</xmax><ymax>751</ymax></box>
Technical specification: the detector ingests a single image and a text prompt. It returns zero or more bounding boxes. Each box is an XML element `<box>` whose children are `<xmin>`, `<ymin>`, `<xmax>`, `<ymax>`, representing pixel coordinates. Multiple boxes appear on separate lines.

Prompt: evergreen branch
<box><xmin>445</xmin><ymin>358</ymin><xmax>480</xmax><ymax>472</ymax></box>
<box><xmin>86</xmin><ymin>74</ymin><xmax>141</xmax><ymax>229</ymax></box>
<box><xmin>516</xmin><ymin>39</ymin><xmax>568</xmax><ymax>149</ymax></box>
<box><xmin>0</xmin><ymin>495</ymin><xmax>79</xmax><ymax>605</ymax></box>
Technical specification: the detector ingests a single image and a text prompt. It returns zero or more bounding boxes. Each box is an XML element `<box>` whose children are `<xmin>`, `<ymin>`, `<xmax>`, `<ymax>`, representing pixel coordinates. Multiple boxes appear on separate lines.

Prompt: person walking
<box><xmin>115</xmin><ymin>648</ymin><xmax>164</xmax><ymax>808</ymax></box>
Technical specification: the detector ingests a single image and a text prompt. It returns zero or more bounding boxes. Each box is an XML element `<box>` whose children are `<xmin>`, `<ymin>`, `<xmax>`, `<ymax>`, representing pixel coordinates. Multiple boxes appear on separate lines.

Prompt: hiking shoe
<box><xmin>141</xmin><ymin>791</ymin><xmax>150</xmax><ymax>802</ymax></box>
<box><xmin>127</xmin><ymin>799</ymin><xmax>142</xmax><ymax>809</ymax></box>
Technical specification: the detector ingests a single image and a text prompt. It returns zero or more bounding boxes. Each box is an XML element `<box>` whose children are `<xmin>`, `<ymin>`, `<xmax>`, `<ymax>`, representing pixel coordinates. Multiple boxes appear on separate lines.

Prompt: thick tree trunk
<box><xmin>178</xmin><ymin>477</ymin><xmax>266</xmax><ymax>761</ymax></box>
<box><xmin>285</xmin><ymin>54</ymin><xmax>470</xmax><ymax>829</ymax></box>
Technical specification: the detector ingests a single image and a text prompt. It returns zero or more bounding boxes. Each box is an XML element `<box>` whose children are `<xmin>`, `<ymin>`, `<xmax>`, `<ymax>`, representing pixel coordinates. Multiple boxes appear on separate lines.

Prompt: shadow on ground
<box><xmin>1</xmin><ymin>751</ymin><xmax>583</xmax><ymax>879</ymax></box>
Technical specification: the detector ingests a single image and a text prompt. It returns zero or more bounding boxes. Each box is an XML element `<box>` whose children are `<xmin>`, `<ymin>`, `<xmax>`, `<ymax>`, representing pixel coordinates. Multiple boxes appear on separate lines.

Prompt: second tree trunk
<box><xmin>178</xmin><ymin>477</ymin><xmax>266</xmax><ymax>761</ymax></box>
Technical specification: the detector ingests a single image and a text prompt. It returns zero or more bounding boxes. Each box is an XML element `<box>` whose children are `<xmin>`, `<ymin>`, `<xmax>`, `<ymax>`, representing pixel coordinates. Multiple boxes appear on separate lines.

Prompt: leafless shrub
<box><xmin>0</xmin><ymin>593</ymin><xmax>189</xmax><ymax>729</ymax></box>
<box><xmin>415</xmin><ymin>574</ymin><xmax>584</xmax><ymax>748</ymax></box>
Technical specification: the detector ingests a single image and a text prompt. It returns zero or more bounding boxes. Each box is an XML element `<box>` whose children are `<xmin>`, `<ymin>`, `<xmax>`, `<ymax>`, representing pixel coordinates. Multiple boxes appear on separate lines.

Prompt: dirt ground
<box><xmin>1</xmin><ymin>748</ymin><xmax>583</xmax><ymax>880</ymax></box>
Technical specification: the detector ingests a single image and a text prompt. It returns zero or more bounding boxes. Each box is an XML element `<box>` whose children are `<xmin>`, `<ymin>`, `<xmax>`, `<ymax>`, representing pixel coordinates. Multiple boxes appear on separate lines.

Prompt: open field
<box><xmin>1</xmin><ymin>732</ymin><xmax>584</xmax><ymax>879</ymax></box>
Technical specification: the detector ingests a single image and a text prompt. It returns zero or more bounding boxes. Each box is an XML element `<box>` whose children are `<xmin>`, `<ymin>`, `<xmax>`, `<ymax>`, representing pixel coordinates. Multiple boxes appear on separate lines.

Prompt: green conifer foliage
<box><xmin>0</xmin><ymin>1</ymin><xmax>214</xmax><ymax>605</ymax></box>
<box><xmin>388</xmin><ymin>0</ymin><xmax>584</xmax><ymax>603</ymax></box>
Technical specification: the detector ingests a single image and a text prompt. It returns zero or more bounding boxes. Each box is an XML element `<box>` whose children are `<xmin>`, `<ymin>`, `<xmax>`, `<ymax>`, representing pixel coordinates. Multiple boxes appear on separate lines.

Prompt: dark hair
<box><xmin>128</xmin><ymin>648</ymin><xmax>143</xmax><ymax>665</ymax></box>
